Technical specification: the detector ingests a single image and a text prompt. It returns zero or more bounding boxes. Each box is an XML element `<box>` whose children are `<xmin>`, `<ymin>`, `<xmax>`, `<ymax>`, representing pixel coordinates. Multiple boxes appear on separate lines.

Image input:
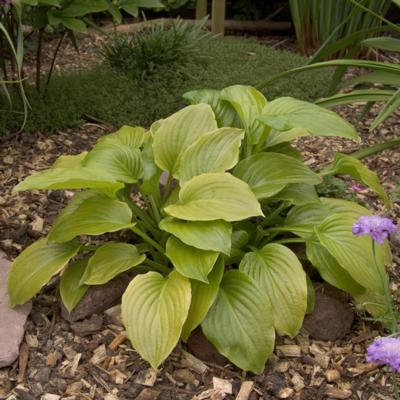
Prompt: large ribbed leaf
<box><xmin>220</xmin><ymin>85</ymin><xmax>268</xmax><ymax>144</ymax></box>
<box><xmin>234</xmin><ymin>153</ymin><xmax>320</xmax><ymax>199</ymax></box>
<box><xmin>202</xmin><ymin>270</ymin><xmax>275</xmax><ymax>374</ymax></box>
<box><xmin>159</xmin><ymin>218</ymin><xmax>232</xmax><ymax>255</ymax></box>
<box><xmin>239</xmin><ymin>244</ymin><xmax>307</xmax><ymax>337</ymax></box>
<box><xmin>320</xmin><ymin>197</ymin><xmax>374</xmax><ymax>217</ymax></box>
<box><xmin>181</xmin><ymin>258</ymin><xmax>224</xmax><ymax>341</ymax></box>
<box><xmin>81</xmin><ymin>243</ymin><xmax>145</xmax><ymax>285</ymax></box>
<box><xmin>152</xmin><ymin>104</ymin><xmax>217</xmax><ymax>176</ymax></box>
<box><xmin>274</xmin><ymin>183</ymin><xmax>319</xmax><ymax>205</ymax></box>
<box><xmin>60</xmin><ymin>259</ymin><xmax>89</xmax><ymax>312</ymax></box>
<box><xmin>8</xmin><ymin>239</ymin><xmax>80</xmax><ymax>306</ymax></box>
<box><xmin>321</xmin><ymin>153</ymin><xmax>390</xmax><ymax>207</ymax></box>
<box><xmin>166</xmin><ymin>236</ymin><xmax>218</xmax><ymax>283</ymax></box>
<box><xmin>13</xmin><ymin>167</ymin><xmax>124</xmax><ymax>192</ymax></box>
<box><xmin>52</xmin><ymin>152</ymin><xmax>87</xmax><ymax>168</ymax></box>
<box><xmin>183</xmin><ymin>89</ymin><xmax>239</xmax><ymax>127</ymax></box>
<box><xmin>315</xmin><ymin>215</ymin><xmax>390</xmax><ymax>292</ymax></box>
<box><xmin>164</xmin><ymin>173</ymin><xmax>263</xmax><ymax>222</ymax></box>
<box><xmin>178</xmin><ymin>127</ymin><xmax>244</xmax><ymax>182</ymax></box>
<box><xmin>48</xmin><ymin>194</ymin><xmax>133</xmax><ymax>243</ymax></box>
<box><xmin>121</xmin><ymin>271</ymin><xmax>191</xmax><ymax>369</ymax></box>
<box><xmin>283</xmin><ymin>202</ymin><xmax>332</xmax><ymax>238</ymax></box>
<box><xmin>257</xmin><ymin>97</ymin><xmax>359</xmax><ymax>141</ymax></box>
<box><xmin>83</xmin><ymin>144</ymin><xmax>143</xmax><ymax>183</ymax></box>
<box><xmin>97</xmin><ymin>125</ymin><xmax>148</xmax><ymax>148</ymax></box>
<box><xmin>306</xmin><ymin>241</ymin><xmax>365</xmax><ymax>296</ymax></box>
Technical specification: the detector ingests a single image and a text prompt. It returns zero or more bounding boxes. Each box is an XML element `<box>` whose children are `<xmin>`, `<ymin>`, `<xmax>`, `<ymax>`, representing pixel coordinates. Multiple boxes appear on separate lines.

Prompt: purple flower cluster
<box><xmin>352</xmin><ymin>215</ymin><xmax>397</xmax><ymax>244</ymax></box>
<box><xmin>367</xmin><ymin>337</ymin><xmax>400</xmax><ymax>372</ymax></box>
<box><xmin>1</xmin><ymin>0</ymin><xmax>12</xmax><ymax>5</ymax></box>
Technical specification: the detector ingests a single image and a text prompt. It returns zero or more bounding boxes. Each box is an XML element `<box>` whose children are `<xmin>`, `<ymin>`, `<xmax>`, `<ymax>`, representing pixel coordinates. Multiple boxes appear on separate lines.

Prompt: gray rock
<box><xmin>302</xmin><ymin>283</ymin><xmax>354</xmax><ymax>341</ymax></box>
<box><xmin>0</xmin><ymin>254</ymin><xmax>32</xmax><ymax>367</ymax></box>
<box><xmin>61</xmin><ymin>274</ymin><xmax>130</xmax><ymax>322</ymax></box>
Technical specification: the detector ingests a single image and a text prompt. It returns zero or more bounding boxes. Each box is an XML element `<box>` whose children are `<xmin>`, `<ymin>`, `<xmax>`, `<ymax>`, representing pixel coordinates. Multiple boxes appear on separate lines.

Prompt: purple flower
<box><xmin>350</xmin><ymin>184</ymin><xmax>367</xmax><ymax>193</ymax></box>
<box><xmin>367</xmin><ymin>337</ymin><xmax>400</xmax><ymax>372</ymax></box>
<box><xmin>1</xmin><ymin>0</ymin><xmax>12</xmax><ymax>5</ymax></box>
<box><xmin>352</xmin><ymin>215</ymin><xmax>397</xmax><ymax>244</ymax></box>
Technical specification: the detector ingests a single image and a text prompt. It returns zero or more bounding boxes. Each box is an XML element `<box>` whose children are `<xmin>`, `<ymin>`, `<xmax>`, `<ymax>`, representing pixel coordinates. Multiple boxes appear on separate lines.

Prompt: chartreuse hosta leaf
<box><xmin>306</xmin><ymin>241</ymin><xmax>365</xmax><ymax>296</ymax></box>
<box><xmin>8</xmin><ymin>239</ymin><xmax>80</xmax><ymax>307</ymax></box>
<box><xmin>181</xmin><ymin>258</ymin><xmax>224</xmax><ymax>341</ymax></box>
<box><xmin>166</xmin><ymin>236</ymin><xmax>218</xmax><ymax>283</ymax></box>
<box><xmin>220</xmin><ymin>85</ymin><xmax>268</xmax><ymax>144</ymax></box>
<box><xmin>164</xmin><ymin>173</ymin><xmax>263</xmax><ymax>222</ymax></box>
<box><xmin>257</xmin><ymin>97</ymin><xmax>359</xmax><ymax>141</ymax></box>
<box><xmin>152</xmin><ymin>104</ymin><xmax>217</xmax><ymax>176</ymax></box>
<box><xmin>82</xmin><ymin>144</ymin><xmax>143</xmax><ymax>184</ymax></box>
<box><xmin>121</xmin><ymin>271</ymin><xmax>191</xmax><ymax>369</ymax></box>
<box><xmin>183</xmin><ymin>89</ymin><xmax>239</xmax><ymax>127</ymax></box>
<box><xmin>13</xmin><ymin>167</ymin><xmax>124</xmax><ymax>193</ymax></box>
<box><xmin>239</xmin><ymin>244</ymin><xmax>307</xmax><ymax>337</ymax></box>
<box><xmin>283</xmin><ymin>202</ymin><xmax>332</xmax><ymax>238</ymax></box>
<box><xmin>52</xmin><ymin>152</ymin><xmax>87</xmax><ymax>168</ymax></box>
<box><xmin>96</xmin><ymin>125</ymin><xmax>148</xmax><ymax>148</ymax></box>
<box><xmin>234</xmin><ymin>153</ymin><xmax>320</xmax><ymax>199</ymax></box>
<box><xmin>320</xmin><ymin>197</ymin><xmax>375</xmax><ymax>217</ymax></box>
<box><xmin>60</xmin><ymin>259</ymin><xmax>89</xmax><ymax>312</ymax></box>
<box><xmin>48</xmin><ymin>193</ymin><xmax>134</xmax><ymax>243</ymax></box>
<box><xmin>321</xmin><ymin>153</ymin><xmax>390</xmax><ymax>207</ymax></box>
<box><xmin>159</xmin><ymin>218</ymin><xmax>232</xmax><ymax>255</ymax></box>
<box><xmin>81</xmin><ymin>243</ymin><xmax>146</xmax><ymax>285</ymax></box>
<box><xmin>178</xmin><ymin>127</ymin><xmax>244</xmax><ymax>182</ymax></box>
<box><xmin>355</xmin><ymin>289</ymin><xmax>390</xmax><ymax>318</ymax></box>
<box><xmin>202</xmin><ymin>270</ymin><xmax>275</xmax><ymax>374</ymax></box>
<box><xmin>315</xmin><ymin>215</ymin><xmax>391</xmax><ymax>293</ymax></box>
<box><xmin>274</xmin><ymin>183</ymin><xmax>319</xmax><ymax>205</ymax></box>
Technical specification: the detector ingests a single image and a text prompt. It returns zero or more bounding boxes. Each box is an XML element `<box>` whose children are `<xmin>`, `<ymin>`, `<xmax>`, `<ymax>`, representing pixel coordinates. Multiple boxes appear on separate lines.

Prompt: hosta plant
<box><xmin>9</xmin><ymin>85</ymin><xmax>393</xmax><ymax>374</ymax></box>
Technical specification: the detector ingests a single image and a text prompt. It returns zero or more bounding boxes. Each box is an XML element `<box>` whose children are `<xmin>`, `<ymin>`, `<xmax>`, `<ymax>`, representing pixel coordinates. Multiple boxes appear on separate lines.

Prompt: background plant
<box><xmin>102</xmin><ymin>17</ymin><xmax>210</xmax><ymax>79</ymax></box>
<box><xmin>267</xmin><ymin>0</ymin><xmax>400</xmax><ymax>134</ymax></box>
<box><xmin>8</xmin><ymin>84</ymin><xmax>394</xmax><ymax>373</ymax></box>
<box><xmin>289</xmin><ymin>0</ymin><xmax>391</xmax><ymax>57</ymax></box>
<box><xmin>0</xmin><ymin>36</ymin><xmax>331</xmax><ymax>134</ymax></box>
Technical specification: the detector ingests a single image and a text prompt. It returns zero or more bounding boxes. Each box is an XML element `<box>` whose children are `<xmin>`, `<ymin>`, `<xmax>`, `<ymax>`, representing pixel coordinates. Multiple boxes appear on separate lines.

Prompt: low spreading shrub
<box><xmin>9</xmin><ymin>85</ymin><xmax>393</xmax><ymax>373</ymax></box>
<box><xmin>0</xmin><ymin>37</ymin><xmax>331</xmax><ymax>134</ymax></box>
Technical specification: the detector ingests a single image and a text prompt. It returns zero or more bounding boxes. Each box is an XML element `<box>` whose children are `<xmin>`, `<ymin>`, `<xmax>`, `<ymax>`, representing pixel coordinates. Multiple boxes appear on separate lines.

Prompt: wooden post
<box><xmin>196</xmin><ymin>0</ymin><xmax>208</xmax><ymax>20</ymax></box>
<box><xmin>211</xmin><ymin>0</ymin><xmax>226</xmax><ymax>36</ymax></box>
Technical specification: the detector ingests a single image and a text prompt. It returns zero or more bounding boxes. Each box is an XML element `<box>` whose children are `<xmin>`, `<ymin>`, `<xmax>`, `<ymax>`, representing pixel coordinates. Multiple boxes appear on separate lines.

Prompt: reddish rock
<box><xmin>302</xmin><ymin>283</ymin><xmax>354</xmax><ymax>341</ymax></box>
<box><xmin>0</xmin><ymin>253</ymin><xmax>32</xmax><ymax>367</ymax></box>
<box><xmin>61</xmin><ymin>274</ymin><xmax>130</xmax><ymax>322</ymax></box>
<box><xmin>187</xmin><ymin>328</ymin><xmax>228</xmax><ymax>366</ymax></box>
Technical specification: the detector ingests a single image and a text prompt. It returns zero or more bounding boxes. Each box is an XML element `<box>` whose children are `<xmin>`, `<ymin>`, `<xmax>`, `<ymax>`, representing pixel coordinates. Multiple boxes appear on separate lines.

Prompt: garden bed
<box><xmin>1</xmin><ymin>25</ymin><xmax>400</xmax><ymax>400</ymax></box>
<box><xmin>0</xmin><ymin>98</ymin><xmax>399</xmax><ymax>399</ymax></box>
